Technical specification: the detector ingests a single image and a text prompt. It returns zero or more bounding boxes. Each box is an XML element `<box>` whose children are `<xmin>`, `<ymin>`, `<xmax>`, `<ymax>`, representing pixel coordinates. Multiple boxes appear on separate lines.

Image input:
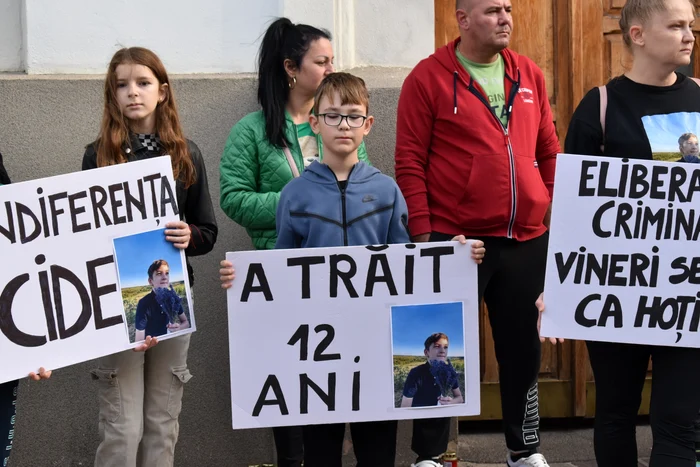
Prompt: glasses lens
<box><xmin>347</xmin><ymin>115</ymin><xmax>365</xmax><ymax>128</ymax></box>
<box><xmin>324</xmin><ymin>113</ymin><xmax>342</xmax><ymax>126</ymax></box>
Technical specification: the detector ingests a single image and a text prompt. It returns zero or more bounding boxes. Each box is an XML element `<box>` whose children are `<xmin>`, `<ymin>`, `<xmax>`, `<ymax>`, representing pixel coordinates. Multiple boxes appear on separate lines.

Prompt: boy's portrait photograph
<box><xmin>112</xmin><ymin>228</ymin><xmax>193</xmax><ymax>344</ymax></box>
<box><xmin>391</xmin><ymin>302</ymin><xmax>466</xmax><ymax>409</ymax></box>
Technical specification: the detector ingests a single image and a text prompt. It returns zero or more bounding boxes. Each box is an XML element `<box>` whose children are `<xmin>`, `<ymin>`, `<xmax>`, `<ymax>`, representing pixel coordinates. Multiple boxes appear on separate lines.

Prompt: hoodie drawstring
<box><xmin>453</xmin><ymin>71</ymin><xmax>459</xmax><ymax>115</ymax></box>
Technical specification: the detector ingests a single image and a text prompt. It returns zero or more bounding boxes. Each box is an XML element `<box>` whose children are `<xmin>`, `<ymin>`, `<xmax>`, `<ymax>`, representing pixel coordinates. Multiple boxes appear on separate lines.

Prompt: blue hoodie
<box><xmin>275</xmin><ymin>161</ymin><xmax>411</xmax><ymax>249</ymax></box>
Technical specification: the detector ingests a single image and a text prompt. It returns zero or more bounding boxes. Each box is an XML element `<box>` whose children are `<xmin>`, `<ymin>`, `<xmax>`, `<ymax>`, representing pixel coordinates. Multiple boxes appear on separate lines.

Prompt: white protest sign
<box><xmin>0</xmin><ymin>157</ymin><xmax>193</xmax><ymax>384</ymax></box>
<box><xmin>542</xmin><ymin>154</ymin><xmax>700</xmax><ymax>347</ymax></box>
<box><xmin>227</xmin><ymin>242</ymin><xmax>480</xmax><ymax>429</ymax></box>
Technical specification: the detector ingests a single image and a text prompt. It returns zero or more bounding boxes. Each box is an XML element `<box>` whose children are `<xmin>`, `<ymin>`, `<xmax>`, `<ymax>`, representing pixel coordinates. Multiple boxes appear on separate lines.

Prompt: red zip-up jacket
<box><xmin>395</xmin><ymin>39</ymin><xmax>559</xmax><ymax>241</ymax></box>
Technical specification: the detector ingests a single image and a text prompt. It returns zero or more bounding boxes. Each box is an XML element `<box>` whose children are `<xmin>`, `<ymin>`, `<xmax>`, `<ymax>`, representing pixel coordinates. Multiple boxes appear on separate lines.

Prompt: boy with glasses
<box><xmin>274</xmin><ymin>72</ymin><xmax>486</xmax><ymax>466</ymax></box>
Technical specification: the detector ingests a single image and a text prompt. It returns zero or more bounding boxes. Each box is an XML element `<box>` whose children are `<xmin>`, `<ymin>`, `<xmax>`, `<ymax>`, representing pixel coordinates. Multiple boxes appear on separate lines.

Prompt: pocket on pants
<box><xmin>167</xmin><ymin>366</ymin><xmax>192</xmax><ymax>419</ymax></box>
<box><xmin>90</xmin><ymin>368</ymin><xmax>121</xmax><ymax>423</ymax></box>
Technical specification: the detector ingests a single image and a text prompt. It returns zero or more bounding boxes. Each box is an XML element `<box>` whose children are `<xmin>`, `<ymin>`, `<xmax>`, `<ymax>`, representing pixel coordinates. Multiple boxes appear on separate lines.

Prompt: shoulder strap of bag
<box><xmin>282</xmin><ymin>144</ymin><xmax>300</xmax><ymax>178</ymax></box>
<box><xmin>598</xmin><ymin>85</ymin><xmax>607</xmax><ymax>153</ymax></box>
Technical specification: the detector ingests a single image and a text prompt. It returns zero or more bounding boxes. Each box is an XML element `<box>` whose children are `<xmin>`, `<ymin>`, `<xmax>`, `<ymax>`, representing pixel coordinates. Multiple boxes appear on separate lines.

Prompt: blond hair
<box><xmin>620</xmin><ymin>0</ymin><xmax>696</xmax><ymax>47</ymax></box>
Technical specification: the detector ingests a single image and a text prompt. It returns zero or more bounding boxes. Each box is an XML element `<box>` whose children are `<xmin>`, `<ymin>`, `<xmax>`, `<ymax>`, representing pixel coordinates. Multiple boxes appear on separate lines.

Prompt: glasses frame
<box><xmin>317</xmin><ymin>113</ymin><xmax>368</xmax><ymax>128</ymax></box>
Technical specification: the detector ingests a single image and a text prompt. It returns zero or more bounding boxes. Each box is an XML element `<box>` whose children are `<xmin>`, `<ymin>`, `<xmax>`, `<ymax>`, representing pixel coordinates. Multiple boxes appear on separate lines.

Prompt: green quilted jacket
<box><xmin>220</xmin><ymin>110</ymin><xmax>370</xmax><ymax>250</ymax></box>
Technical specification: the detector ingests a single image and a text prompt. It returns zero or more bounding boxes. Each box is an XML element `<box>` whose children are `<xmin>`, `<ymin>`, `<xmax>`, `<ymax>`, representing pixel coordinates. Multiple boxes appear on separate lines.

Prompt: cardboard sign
<box><xmin>0</xmin><ymin>157</ymin><xmax>193</xmax><ymax>383</ymax></box>
<box><xmin>542</xmin><ymin>154</ymin><xmax>700</xmax><ymax>347</ymax></box>
<box><xmin>227</xmin><ymin>242</ymin><xmax>480</xmax><ymax>429</ymax></box>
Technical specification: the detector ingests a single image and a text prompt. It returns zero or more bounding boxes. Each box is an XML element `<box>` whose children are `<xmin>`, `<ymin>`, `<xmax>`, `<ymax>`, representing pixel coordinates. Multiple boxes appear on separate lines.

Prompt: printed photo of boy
<box><xmin>135</xmin><ymin>259</ymin><xmax>190</xmax><ymax>342</ymax></box>
<box><xmin>678</xmin><ymin>132</ymin><xmax>700</xmax><ymax>163</ymax></box>
<box><xmin>640</xmin><ymin>111</ymin><xmax>700</xmax><ymax>162</ymax></box>
<box><xmin>113</xmin><ymin>228</ymin><xmax>194</xmax><ymax>344</ymax></box>
<box><xmin>400</xmin><ymin>333</ymin><xmax>464</xmax><ymax>408</ymax></box>
<box><xmin>391</xmin><ymin>301</ymin><xmax>467</xmax><ymax>412</ymax></box>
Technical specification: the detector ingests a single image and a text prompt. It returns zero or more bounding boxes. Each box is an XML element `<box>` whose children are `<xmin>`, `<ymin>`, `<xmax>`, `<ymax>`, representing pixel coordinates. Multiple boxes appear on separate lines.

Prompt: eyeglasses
<box><xmin>317</xmin><ymin>113</ymin><xmax>368</xmax><ymax>128</ymax></box>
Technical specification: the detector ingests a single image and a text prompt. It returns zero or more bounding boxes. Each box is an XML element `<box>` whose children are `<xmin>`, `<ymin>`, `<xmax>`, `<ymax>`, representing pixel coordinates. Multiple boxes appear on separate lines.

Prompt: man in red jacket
<box><xmin>395</xmin><ymin>1</ymin><xmax>558</xmax><ymax>466</ymax></box>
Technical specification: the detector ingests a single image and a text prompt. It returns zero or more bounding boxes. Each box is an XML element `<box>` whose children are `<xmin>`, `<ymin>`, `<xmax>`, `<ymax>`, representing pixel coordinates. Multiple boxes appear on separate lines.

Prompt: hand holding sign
<box><xmin>164</xmin><ymin>221</ymin><xmax>191</xmax><ymax>249</ymax></box>
<box><xmin>132</xmin><ymin>336</ymin><xmax>159</xmax><ymax>352</ymax></box>
<box><xmin>219</xmin><ymin>260</ymin><xmax>235</xmax><ymax>289</ymax></box>
<box><xmin>536</xmin><ymin>293</ymin><xmax>564</xmax><ymax>345</ymax></box>
<box><xmin>452</xmin><ymin>235</ymin><xmax>486</xmax><ymax>264</ymax></box>
<box><xmin>409</xmin><ymin>235</ymin><xmax>486</xmax><ymax>265</ymax></box>
<box><xmin>28</xmin><ymin>367</ymin><xmax>52</xmax><ymax>381</ymax></box>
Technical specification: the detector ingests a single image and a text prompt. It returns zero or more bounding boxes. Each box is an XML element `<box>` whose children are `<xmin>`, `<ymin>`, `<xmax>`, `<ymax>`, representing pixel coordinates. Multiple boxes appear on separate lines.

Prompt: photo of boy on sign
<box><xmin>678</xmin><ymin>132</ymin><xmax>700</xmax><ymax>163</ymax></box>
<box><xmin>391</xmin><ymin>302</ymin><xmax>466</xmax><ymax>409</ymax></box>
<box><xmin>401</xmin><ymin>333</ymin><xmax>464</xmax><ymax>408</ymax></box>
<box><xmin>134</xmin><ymin>259</ymin><xmax>190</xmax><ymax>342</ymax></box>
<box><xmin>113</xmin><ymin>228</ymin><xmax>193</xmax><ymax>344</ymax></box>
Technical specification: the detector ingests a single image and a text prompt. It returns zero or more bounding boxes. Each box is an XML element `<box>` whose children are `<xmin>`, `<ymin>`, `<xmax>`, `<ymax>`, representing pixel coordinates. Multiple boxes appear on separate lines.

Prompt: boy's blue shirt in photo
<box><xmin>275</xmin><ymin>161</ymin><xmax>411</xmax><ymax>249</ymax></box>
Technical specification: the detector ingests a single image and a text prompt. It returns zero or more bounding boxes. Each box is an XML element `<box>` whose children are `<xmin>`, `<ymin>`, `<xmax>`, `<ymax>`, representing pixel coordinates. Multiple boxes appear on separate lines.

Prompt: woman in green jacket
<box><xmin>220</xmin><ymin>17</ymin><xmax>369</xmax><ymax>250</ymax></box>
<box><xmin>219</xmin><ymin>17</ymin><xmax>369</xmax><ymax>466</ymax></box>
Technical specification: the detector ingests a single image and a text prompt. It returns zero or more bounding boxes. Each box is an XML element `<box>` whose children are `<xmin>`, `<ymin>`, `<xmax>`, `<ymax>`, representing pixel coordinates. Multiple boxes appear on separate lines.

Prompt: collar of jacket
<box><xmin>303</xmin><ymin>160</ymin><xmax>378</xmax><ymax>185</ymax></box>
<box><xmin>122</xmin><ymin>132</ymin><xmax>156</xmax><ymax>157</ymax></box>
<box><xmin>283</xmin><ymin>110</ymin><xmax>324</xmax><ymax>162</ymax></box>
<box><xmin>448</xmin><ymin>38</ymin><xmax>520</xmax><ymax>85</ymax></box>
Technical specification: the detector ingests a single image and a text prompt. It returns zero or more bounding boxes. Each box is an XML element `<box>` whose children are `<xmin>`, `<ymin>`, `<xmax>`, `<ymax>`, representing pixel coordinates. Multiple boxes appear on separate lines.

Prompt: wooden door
<box><xmin>434</xmin><ymin>0</ymin><xmax>578</xmax><ymax>420</ymax></box>
<box><xmin>435</xmin><ymin>0</ymin><xmax>700</xmax><ymax>419</ymax></box>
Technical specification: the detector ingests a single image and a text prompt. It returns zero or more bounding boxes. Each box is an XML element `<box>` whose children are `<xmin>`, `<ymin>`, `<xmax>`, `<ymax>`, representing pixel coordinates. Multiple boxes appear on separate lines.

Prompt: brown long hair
<box><xmin>96</xmin><ymin>47</ymin><xmax>195</xmax><ymax>187</ymax></box>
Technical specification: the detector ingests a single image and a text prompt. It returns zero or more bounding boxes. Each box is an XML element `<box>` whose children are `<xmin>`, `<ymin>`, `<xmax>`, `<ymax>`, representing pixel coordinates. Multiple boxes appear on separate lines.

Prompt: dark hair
<box><xmin>313</xmin><ymin>72</ymin><xmax>370</xmax><ymax>114</ymax></box>
<box><xmin>424</xmin><ymin>333</ymin><xmax>449</xmax><ymax>351</ymax></box>
<box><xmin>147</xmin><ymin>259</ymin><xmax>169</xmax><ymax>279</ymax></box>
<box><xmin>257</xmin><ymin>17</ymin><xmax>331</xmax><ymax>148</ymax></box>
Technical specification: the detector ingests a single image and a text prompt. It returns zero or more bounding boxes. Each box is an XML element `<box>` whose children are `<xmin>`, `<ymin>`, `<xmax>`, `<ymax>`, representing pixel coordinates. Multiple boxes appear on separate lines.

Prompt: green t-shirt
<box><xmin>296</xmin><ymin>122</ymin><xmax>319</xmax><ymax>168</ymax></box>
<box><xmin>456</xmin><ymin>49</ymin><xmax>507</xmax><ymax>127</ymax></box>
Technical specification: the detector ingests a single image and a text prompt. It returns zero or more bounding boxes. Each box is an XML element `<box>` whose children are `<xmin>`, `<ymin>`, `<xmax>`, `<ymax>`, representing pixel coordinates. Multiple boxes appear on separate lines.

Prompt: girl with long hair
<box><xmin>82</xmin><ymin>47</ymin><xmax>218</xmax><ymax>467</ymax></box>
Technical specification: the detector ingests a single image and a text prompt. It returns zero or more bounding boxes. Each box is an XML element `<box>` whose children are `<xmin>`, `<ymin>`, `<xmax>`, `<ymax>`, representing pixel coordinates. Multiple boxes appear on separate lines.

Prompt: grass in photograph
<box><xmin>653</xmin><ymin>152</ymin><xmax>681</xmax><ymax>162</ymax></box>
<box><xmin>392</xmin><ymin>355</ymin><xmax>465</xmax><ymax>408</ymax></box>
<box><xmin>121</xmin><ymin>281</ymin><xmax>189</xmax><ymax>343</ymax></box>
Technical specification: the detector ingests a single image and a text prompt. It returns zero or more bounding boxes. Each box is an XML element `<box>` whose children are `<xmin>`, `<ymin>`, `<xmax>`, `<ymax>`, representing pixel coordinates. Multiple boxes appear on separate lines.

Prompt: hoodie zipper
<box><xmin>289</xmin><ymin>165</ymin><xmax>360</xmax><ymax>245</ymax></box>
<box><xmin>330</xmin><ymin>166</ymin><xmax>355</xmax><ymax>246</ymax></box>
<box><xmin>460</xmin><ymin>70</ymin><xmax>521</xmax><ymax>238</ymax></box>
<box><xmin>340</xmin><ymin>184</ymin><xmax>348</xmax><ymax>246</ymax></box>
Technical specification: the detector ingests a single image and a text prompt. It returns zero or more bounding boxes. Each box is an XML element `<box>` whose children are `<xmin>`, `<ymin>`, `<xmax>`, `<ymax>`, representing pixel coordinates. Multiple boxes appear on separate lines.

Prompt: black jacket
<box><xmin>0</xmin><ymin>151</ymin><xmax>10</xmax><ymax>185</ymax></box>
<box><xmin>81</xmin><ymin>135</ymin><xmax>218</xmax><ymax>285</ymax></box>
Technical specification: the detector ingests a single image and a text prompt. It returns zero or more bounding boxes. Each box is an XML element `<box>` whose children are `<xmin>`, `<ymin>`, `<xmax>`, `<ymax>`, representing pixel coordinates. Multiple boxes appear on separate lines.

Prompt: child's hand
<box><xmin>28</xmin><ymin>367</ymin><xmax>52</xmax><ymax>381</ymax></box>
<box><xmin>536</xmin><ymin>293</ymin><xmax>564</xmax><ymax>345</ymax></box>
<box><xmin>133</xmin><ymin>335</ymin><xmax>159</xmax><ymax>352</ymax></box>
<box><xmin>165</xmin><ymin>221</ymin><xmax>191</xmax><ymax>249</ymax></box>
<box><xmin>220</xmin><ymin>260</ymin><xmax>236</xmax><ymax>289</ymax></box>
<box><xmin>452</xmin><ymin>234</ymin><xmax>467</xmax><ymax>244</ymax></box>
<box><xmin>470</xmin><ymin>240</ymin><xmax>485</xmax><ymax>264</ymax></box>
<box><xmin>437</xmin><ymin>395</ymin><xmax>453</xmax><ymax>405</ymax></box>
<box><xmin>167</xmin><ymin>322</ymin><xmax>181</xmax><ymax>331</ymax></box>
<box><xmin>451</xmin><ymin>235</ymin><xmax>485</xmax><ymax>264</ymax></box>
